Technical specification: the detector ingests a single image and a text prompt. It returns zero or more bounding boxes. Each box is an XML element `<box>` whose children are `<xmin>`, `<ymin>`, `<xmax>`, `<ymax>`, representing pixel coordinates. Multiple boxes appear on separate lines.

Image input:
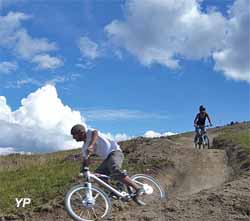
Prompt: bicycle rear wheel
<box><xmin>65</xmin><ymin>184</ymin><xmax>111</xmax><ymax>221</ymax></box>
<box><xmin>130</xmin><ymin>174</ymin><xmax>166</xmax><ymax>206</ymax></box>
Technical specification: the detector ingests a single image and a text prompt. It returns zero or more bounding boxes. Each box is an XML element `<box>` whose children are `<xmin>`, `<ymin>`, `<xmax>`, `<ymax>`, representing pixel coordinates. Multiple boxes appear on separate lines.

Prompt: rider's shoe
<box><xmin>108</xmin><ymin>192</ymin><xmax>119</xmax><ymax>200</ymax></box>
<box><xmin>135</xmin><ymin>188</ymin><xmax>145</xmax><ymax>197</ymax></box>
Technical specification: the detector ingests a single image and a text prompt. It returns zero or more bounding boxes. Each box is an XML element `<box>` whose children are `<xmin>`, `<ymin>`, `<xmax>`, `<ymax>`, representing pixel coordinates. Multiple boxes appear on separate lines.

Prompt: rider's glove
<box><xmin>80</xmin><ymin>165</ymin><xmax>84</xmax><ymax>174</ymax></box>
<box><xmin>80</xmin><ymin>162</ymin><xmax>87</xmax><ymax>173</ymax></box>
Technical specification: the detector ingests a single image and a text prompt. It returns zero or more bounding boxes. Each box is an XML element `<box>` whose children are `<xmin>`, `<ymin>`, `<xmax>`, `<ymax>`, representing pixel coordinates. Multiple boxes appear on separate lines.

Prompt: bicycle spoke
<box><xmin>87</xmin><ymin>209</ymin><xmax>91</xmax><ymax>219</ymax></box>
<box><xmin>79</xmin><ymin>209</ymin><xmax>85</xmax><ymax>217</ymax></box>
<box><xmin>91</xmin><ymin>208</ymin><xmax>98</xmax><ymax>219</ymax></box>
<box><xmin>76</xmin><ymin>192</ymin><xmax>83</xmax><ymax>200</ymax></box>
<box><xmin>94</xmin><ymin>192</ymin><xmax>100</xmax><ymax>200</ymax></box>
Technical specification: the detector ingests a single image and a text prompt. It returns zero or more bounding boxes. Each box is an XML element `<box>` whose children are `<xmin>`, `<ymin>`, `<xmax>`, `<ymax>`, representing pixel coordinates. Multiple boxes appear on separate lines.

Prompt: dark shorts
<box><xmin>195</xmin><ymin>125</ymin><xmax>205</xmax><ymax>134</ymax></box>
<box><xmin>95</xmin><ymin>150</ymin><xmax>126</xmax><ymax>181</ymax></box>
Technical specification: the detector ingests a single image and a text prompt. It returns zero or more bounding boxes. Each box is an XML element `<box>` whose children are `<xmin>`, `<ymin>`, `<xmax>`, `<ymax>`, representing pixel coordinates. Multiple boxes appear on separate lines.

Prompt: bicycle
<box><xmin>65</xmin><ymin>166</ymin><xmax>166</xmax><ymax>221</ymax></box>
<box><xmin>194</xmin><ymin>125</ymin><xmax>210</xmax><ymax>149</ymax></box>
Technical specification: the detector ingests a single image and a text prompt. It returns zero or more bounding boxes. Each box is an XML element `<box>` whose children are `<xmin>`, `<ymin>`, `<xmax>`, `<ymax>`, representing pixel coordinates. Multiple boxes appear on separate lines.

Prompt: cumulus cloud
<box><xmin>0</xmin><ymin>61</ymin><xmax>17</xmax><ymax>74</ymax></box>
<box><xmin>0</xmin><ymin>84</ymin><xmax>85</xmax><ymax>154</ymax></box>
<box><xmin>0</xmin><ymin>87</ymin><xmax>178</xmax><ymax>155</ymax></box>
<box><xmin>78</xmin><ymin>36</ymin><xmax>101</xmax><ymax>60</ymax></box>
<box><xmin>105</xmin><ymin>0</ymin><xmax>249</xmax><ymax>82</ymax></box>
<box><xmin>105</xmin><ymin>0</ymin><xmax>227</xmax><ymax>68</ymax></box>
<box><xmin>143</xmin><ymin>130</ymin><xmax>176</xmax><ymax>138</ymax></box>
<box><xmin>213</xmin><ymin>0</ymin><xmax>250</xmax><ymax>82</ymax></box>
<box><xmin>0</xmin><ymin>12</ymin><xmax>62</xmax><ymax>70</ymax></box>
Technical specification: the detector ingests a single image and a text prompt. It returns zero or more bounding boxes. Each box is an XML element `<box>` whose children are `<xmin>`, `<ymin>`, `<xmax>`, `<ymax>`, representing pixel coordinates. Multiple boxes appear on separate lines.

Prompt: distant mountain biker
<box><xmin>71</xmin><ymin>124</ymin><xmax>144</xmax><ymax>197</ymax></box>
<box><xmin>194</xmin><ymin>105</ymin><xmax>212</xmax><ymax>142</ymax></box>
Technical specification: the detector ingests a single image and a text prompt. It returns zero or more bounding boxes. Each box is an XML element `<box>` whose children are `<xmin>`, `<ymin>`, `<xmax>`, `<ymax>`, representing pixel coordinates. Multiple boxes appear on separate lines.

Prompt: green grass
<box><xmin>0</xmin><ymin>155</ymin><xmax>79</xmax><ymax>214</ymax></box>
<box><xmin>218</xmin><ymin>129</ymin><xmax>250</xmax><ymax>153</ymax></box>
<box><xmin>0</xmin><ymin>148</ymin><xmax>171</xmax><ymax>216</ymax></box>
<box><xmin>230</xmin><ymin>131</ymin><xmax>250</xmax><ymax>152</ymax></box>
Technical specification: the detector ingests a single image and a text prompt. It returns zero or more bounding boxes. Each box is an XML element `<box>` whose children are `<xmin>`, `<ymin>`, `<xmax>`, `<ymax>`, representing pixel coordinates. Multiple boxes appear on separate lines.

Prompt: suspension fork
<box><xmin>84</xmin><ymin>170</ymin><xmax>93</xmax><ymax>201</ymax></box>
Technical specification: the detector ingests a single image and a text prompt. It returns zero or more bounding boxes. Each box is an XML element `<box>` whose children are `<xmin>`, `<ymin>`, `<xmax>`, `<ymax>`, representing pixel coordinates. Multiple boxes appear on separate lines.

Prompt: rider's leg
<box><xmin>107</xmin><ymin>151</ymin><xmax>142</xmax><ymax>193</ymax></box>
<box><xmin>194</xmin><ymin>127</ymin><xmax>199</xmax><ymax>142</ymax></box>
<box><xmin>200</xmin><ymin>126</ymin><xmax>205</xmax><ymax>134</ymax></box>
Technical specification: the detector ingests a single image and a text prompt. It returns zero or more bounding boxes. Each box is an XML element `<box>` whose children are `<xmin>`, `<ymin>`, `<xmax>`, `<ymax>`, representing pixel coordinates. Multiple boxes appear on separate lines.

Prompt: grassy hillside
<box><xmin>215</xmin><ymin>123</ymin><xmax>250</xmax><ymax>152</ymax></box>
<box><xmin>0</xmin><ymin>122</ymin><xmax>249</xmax><ymax>218</ymax></box>
<box><xmin>0</xmin><ymin>152</ymin><xmax>72</xmax><ymax>215</ymax></box>
<box><xmin>0</xmin><ymin>147</ymin><xmax>169</xmax><ymax>217</ymax></box>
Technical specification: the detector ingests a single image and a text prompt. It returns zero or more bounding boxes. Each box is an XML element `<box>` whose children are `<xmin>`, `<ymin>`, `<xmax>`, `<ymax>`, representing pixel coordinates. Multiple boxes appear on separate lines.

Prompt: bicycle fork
<box><xmin>83</xmin><ymin>171</ymin><xmax>95</xmax><ymax>208</ymax></box>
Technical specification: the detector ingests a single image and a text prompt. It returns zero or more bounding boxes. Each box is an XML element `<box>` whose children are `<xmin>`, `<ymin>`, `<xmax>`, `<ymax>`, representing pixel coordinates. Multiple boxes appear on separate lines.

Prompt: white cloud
<box><xmin>78</xmin><ymin>36</ymin><xmax>100</xmax><ymax>60</ymax></box>
<box><xmin>0</xmin><ymin>87</ymin><xmax>178</xmax><ymax>154</ymax></box>
<box><xmin>213</xmin><ymin>0</ymin><xmax>250</xmax><ymax>82</ymax></box>
<box><xmin>0</xmin><ymin>147</ymin><xmax>16</xmax><ymax>155</ymax></box>
<box><xmin>105</xmin><ymin>0</ymin><xmax>249</xmax><ymax>82</ymax></box>
<box><xmin>5</xmin><ymin>74</ymin><xmax>80</xmax><ymax>89</ymax></box>
<box><xmin>5</xmin><ymin>78</ymin><xmax>42</xmax><ymax>88</ymax></box>
<box><xmin>0</xmin><ymin>12</ymin><xmax>62</xmax><ymax>70</ymax></box>
<box><xmin>0</xmin><ymin>96</ymin><xmax>13</xmax><ymax>121</ymax></box>
<box><xmin>104</xmin><ymin>132</ymin><xmax>132</xmax><ymax>142</ymax></box>
<box><xmin>32</xmin><ymin>54</ymin><xmax>63</xmax><ymax>70</ymax></box>
<box><xmin>0</xmin><ymin>84</ymin><xmax>85</xmax><ymax>154</ymax></box>
<box><xmin>15</xmin><ymin>30</ymin><xmax>57</xmax><ymax>59</ymax></box>
<box><xmin>143</xmin><ymin>130</ymin><xmax>176</xmax><ymax>138</ymax></box>
<box><xmin>105</xmin><ymin>0</ymin><xmax>227</xmax><ymax>69</ymax></box>
<box><xmin>0</xmin><ymin>61</ymin><xmax>17</xmax><ymax>74</ymax></box>
<box><xmin>80</xmin><ymin>108</ymin><xmax>168</xmax><ymax>121</ymax></box>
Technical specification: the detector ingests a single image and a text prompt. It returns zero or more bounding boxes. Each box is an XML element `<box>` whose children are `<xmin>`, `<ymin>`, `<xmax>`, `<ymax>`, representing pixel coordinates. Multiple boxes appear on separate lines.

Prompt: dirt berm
<box><xmin>111</xmin><ymin>123</ymin><xmax>250</xmax><ymax>221</ymax></box>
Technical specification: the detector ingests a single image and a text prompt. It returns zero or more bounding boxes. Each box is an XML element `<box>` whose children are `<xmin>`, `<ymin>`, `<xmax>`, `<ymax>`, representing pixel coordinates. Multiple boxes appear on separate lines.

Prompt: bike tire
<box><xmin>205</xmin><ymin>135</ymin><xmax>210</xmax><ymax>149</ymax></box>
<box><xmin>130</xmin><ymin>174</ymin><xmax>166</xmax><ymax>206</ymax></box>
<box><xmin>65</xmin><ymin>184</ymin><xmax>112</xmax><ymax>221</ymax></box>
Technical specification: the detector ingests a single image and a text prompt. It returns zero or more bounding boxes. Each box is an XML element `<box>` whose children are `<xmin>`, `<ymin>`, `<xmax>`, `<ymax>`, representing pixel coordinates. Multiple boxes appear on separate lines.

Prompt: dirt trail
<box><xmin>112</xmin><ymin>127</ymin><xmax>250</xmax><ymax>221</ymax></box>
<box><xmin>168</xmin><ymin>130</ymin><xmax>232</xmax><ymax>196</ymax></box>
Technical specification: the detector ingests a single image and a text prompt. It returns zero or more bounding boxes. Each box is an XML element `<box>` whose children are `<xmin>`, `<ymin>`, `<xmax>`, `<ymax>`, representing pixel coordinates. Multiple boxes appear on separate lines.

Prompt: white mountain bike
<box><xmin>194</xmin><ymin>125</ymin><xmax>210</xmax><ymax>149</ymax></box>
<box><xmin>65</xmin><ymin>166</ymin><xmax>166</xmax><ymax>221</ymax></box>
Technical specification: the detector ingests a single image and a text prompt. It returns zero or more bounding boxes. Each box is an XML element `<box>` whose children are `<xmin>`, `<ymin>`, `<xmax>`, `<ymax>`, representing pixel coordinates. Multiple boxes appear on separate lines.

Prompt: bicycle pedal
<box><xmin>109</xmin><ymin>193</ymin><xmax>119</xmax><ymax>200</ymax></box>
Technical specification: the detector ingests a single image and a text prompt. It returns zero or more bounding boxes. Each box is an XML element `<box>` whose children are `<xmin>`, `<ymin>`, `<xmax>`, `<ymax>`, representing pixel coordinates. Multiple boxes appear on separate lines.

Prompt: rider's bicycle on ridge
<box><xmin>193</xmin><ymin>105</ymin><xmax>213</xmax><ymax>143</ymax></box>
<box><xmin>71</xmin><ymin>124</ymin><xmax>144</xmax><ymax>197</ymax></box>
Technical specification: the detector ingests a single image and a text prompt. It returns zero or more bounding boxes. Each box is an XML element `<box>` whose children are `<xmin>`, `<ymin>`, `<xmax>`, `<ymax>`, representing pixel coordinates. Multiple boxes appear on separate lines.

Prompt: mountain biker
<box><xmin>71</xmin><ymin>124</ymin><xmax>144</xmax><ymax>197</ymax></box>
<box><xmin>194</xmin><ymin>105</ymin><xmax>213</xmax><ymax>142</ymax></box>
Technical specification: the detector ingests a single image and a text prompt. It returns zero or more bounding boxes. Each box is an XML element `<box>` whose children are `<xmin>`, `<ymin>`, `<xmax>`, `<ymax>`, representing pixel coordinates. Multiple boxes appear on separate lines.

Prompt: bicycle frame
<box><xmin>83</xmin><ymin>168</ymin><xmax>130</xmax><ymax>200</ymax></box>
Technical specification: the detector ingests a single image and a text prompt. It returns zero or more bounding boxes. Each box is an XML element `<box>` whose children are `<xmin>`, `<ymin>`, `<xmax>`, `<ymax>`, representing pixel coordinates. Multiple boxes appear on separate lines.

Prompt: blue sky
<box><xmin>0</xmin><ymin>0</ymin><xmax>249</xmax><ymax>153</ymax></box>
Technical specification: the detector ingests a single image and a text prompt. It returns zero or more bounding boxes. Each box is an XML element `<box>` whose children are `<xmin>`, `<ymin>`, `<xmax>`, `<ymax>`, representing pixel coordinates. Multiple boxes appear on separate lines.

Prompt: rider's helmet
<box><xmin>199</xmin><ymin>105</ymin><xmax>206</xmax><ymax>112</ymax></box>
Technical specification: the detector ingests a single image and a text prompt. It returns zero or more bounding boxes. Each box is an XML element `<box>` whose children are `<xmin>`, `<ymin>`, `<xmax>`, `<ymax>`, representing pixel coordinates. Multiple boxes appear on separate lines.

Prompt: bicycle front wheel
<box><xmin>130</xmin><ymin>174</ymin><xmax>166</xmax><ymax>206</ymax></box>
<box><xmin>204</xmin><ymin>135</ymin><xmax>210</xmax><ymax>149</ymax></box>
<box><xmin>65</xmin><ymin>184</ymin><xmax>112</xmax><ymax>221</ymax></box>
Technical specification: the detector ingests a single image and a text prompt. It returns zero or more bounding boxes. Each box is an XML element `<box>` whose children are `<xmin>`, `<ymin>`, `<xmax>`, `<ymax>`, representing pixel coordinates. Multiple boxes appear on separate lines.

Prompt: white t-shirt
<box><xmin>82</xmin><ymin>129</ymin><xmax>121</xmax><ymax>160</ymax></box>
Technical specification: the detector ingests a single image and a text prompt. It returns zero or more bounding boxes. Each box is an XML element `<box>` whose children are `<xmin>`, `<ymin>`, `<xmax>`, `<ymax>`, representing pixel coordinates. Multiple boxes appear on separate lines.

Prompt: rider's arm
<box><xmin>194</xmin><ymin>114</ymin><xmax>199</xmax><ymax>125</ymax></box>
<box><xmin>207</xmin><ymin>113</ymin><xmax>212</xmax><ymax>125</ymax></box>
<box><xmin>88</xmin><ymin>130</ymin><xmax>98</xmax><ymax>151</ymax></box>
<box><xmin>81</xmin><ymin>143</ymin><xmax>89</xmax><ymax>169</ymax></box>
<box><xmin>81</xmin><ymin>130</ymin><xmax>98</xmax><ymax>171</ymax></box>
